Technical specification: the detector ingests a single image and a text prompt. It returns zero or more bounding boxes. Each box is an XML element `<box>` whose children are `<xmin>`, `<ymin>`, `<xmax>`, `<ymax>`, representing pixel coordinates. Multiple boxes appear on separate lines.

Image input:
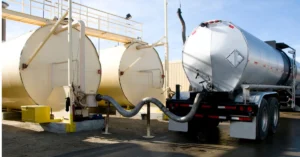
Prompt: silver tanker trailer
<box><xmin>167</xmin><ymin>11</ymin><xmax>299</xmax><ymax>140</ymax></box>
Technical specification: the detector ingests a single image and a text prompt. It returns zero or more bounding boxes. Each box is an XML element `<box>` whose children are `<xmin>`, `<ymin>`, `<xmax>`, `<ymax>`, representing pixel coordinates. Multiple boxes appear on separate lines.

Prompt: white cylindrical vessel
<box><xmin>2</xmin><ymin>25</ymin><xmax>101</xmax><ymax>111</ymax></box>
<box><xmin>98</xmin><ymin>43</ymin><xmax>164</xmax><ymax>107</ymax></box>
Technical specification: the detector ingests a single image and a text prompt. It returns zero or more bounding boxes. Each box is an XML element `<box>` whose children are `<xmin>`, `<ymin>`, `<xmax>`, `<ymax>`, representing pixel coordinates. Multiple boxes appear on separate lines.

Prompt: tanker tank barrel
<box><xmin>95</xmin><ymin>93</ymin><xmax>202</xmax><ymax>123</ymax></box>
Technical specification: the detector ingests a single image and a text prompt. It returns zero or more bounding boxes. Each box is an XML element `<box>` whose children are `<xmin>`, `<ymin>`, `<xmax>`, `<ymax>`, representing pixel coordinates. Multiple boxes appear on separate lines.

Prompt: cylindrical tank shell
<box><xmin>183</xmin><ymin>20</ymin><xmax>300</xmax><ymax>92</ymax></box>
<box><xmin>2</xmin><ymin>24</ymin><xmax>101</xmax><ymax>110</ymax></box>
<box><xmin>98</xmin><ymin>43</ymin><xmax>164</xmax><ymax>107</ymax></box>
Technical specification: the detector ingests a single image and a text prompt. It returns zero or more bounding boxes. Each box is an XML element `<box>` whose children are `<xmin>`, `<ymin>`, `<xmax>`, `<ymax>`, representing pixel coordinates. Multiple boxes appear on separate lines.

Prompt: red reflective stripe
<box><xmin>229</xmin><ymin>24</ymin><xmax>234</xmax><ymax>29</ymax></box>
<box><xmin>209</xmin><ymin>21</ymin><xmax>214</xmax><ymax>24</ymax></box>
<box><xmin>239</xmin><ymin>117</ymin><xmax>252</xmax><ymax>121</ymax></box>
<box><xmin>254</xmin><ymin>61</ymin><xmax>258</xmax><ymax>64</ymax></box>
<box><xmin>202</xmin><ymin>105</ymin><xmax>211</xmax><ymax>108</ymax></box>
<box><xmin>195</xmin><ymin>114</ymin><xmax>203</xmax><ymax>118</ymax></box>
<box><xmin>208</xmin><ymin>115</ymin><xmax>219</xmax><ymax>119</ymax></box>
<box><xmin>225</xmin><ymin>106</ymin><xmax>236</xmax><ymax>110</ymax></box>
<box><xmin>180</xmin><ymin>104</ymin><xmax>190</xmax><ymax>107</ymax></box>
<box><xmin>192</xmin><ymin>30</ymin><xmax>197</xmax><ymax>35</ymax></box>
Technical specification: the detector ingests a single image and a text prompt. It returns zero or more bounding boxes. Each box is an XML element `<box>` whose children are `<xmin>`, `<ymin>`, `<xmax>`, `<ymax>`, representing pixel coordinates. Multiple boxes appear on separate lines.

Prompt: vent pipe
<box><xmin>2</xmin><ymin>1</ymin><xmax>9</xmax><ymax>42</ymax></box>
<box><xmin>177</xmin><ymin>8</ymin><xmax>186</xmax><ymax>44</ymax></box>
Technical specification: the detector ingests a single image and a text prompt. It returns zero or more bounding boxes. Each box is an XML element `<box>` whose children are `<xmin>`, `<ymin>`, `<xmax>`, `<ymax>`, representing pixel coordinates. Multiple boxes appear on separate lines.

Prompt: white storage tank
<box><xmin>98</xmin><ymin>43</ymin><xmax>164</xmax><ymax>107</ymax></box>
<box><xmin>2</xmin><ymin>24</ymin><xmax>101</xmax><ymax>112</ymax></box>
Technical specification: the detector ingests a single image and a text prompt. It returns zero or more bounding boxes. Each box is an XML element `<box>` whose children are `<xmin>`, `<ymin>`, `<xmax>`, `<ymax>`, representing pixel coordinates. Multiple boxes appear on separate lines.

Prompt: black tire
<box><xmin>256</xmin><ymin>98</ymin><xmax>270</xmax><ymax>140</ymax></box>
<box><xmin>267</xmin><ymin>97</ymin><xmax>280</xmax><ymax>134</ymax></box>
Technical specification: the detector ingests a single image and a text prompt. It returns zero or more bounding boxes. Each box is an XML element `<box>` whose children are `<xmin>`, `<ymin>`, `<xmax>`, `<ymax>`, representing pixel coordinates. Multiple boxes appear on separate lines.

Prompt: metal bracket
<box><xmin>136</xmin><ymin>36</ymin><xmax>165</xmax><ymax>50</ymax></box>
<box><xmin>143</xmin><ymin>102</ymin><xmax>154</xmax><ymax>139</ymax></box>
<box><xmin>241</xmin><ymin>84</ymin><xmax>293</xmax><ymax>105</ymax></box>
<box><xmin>288</xmin><ymin>50</ymin><xmax>296</xmax><ymax>109</ymax></box>
<box><xmin>102</xmin><ymin>101</ymin><xmax>111</xmax><ymax>135</ymax></box>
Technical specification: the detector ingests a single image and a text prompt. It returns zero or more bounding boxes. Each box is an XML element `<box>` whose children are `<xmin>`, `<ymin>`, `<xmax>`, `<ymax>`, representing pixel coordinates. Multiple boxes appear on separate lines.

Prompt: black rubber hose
<box><xmin>95</xmin><ymin>93</ymin><xmax>202</xmax><ymax>123</ymax></box>
<box><xmin>177</xmin><ymin>8</ymin><xmax>186</xmax><ymax>44</ymax></box>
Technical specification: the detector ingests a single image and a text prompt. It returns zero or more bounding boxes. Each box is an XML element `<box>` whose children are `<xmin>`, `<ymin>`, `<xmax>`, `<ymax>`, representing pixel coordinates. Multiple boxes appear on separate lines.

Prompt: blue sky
<box><xmin>4</xmin><ymin>0</ymin><xmax>300</xmax><ymax>61</ymax></box>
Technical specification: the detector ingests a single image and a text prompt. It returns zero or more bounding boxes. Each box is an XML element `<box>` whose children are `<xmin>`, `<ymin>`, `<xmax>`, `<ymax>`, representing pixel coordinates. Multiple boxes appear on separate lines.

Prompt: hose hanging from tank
<box><xmin>177</xmin><ymin>5</ymin><xmax>186</xmax><ymax>44</ymax></box>
<box><xmin>95</xmin><ymin>93</ymin><xmax>203</xmax><ymax>123</ymax></box>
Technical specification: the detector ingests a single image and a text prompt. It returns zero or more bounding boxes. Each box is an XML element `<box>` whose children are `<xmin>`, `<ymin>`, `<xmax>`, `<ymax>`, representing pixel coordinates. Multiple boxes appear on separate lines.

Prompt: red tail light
<box><xmin>247</xmin><ymin>106</ymin><xmax>253</xmax><ymax>112</ymax></box>
<box><xmin>239</xmin><ymin>106</ymin><xmax>244</xmax><ymax>111</ymax></box>
<box><xmin>229</xmin><ymin>24</ymin><xmax>234</xmax><ymax>29</ymax></box>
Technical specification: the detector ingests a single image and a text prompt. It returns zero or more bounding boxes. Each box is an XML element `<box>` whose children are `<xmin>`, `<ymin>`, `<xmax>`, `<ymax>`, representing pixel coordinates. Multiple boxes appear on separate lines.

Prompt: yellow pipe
<box><xmin>24</xmin><ymin>11</ymin><xmax>69</xmax><ymax>68</ymax></box>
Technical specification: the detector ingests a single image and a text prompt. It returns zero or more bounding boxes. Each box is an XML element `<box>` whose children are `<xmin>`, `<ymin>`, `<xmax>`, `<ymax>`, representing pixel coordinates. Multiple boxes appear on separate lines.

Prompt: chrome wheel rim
<box><xmin>262</xmin><ymin>107</ymin><xmax>268</xmax><ymax>132</ymax></box>
<box><xmin>273</xmin><ymin>105</ymin><xmax>279</xmax><ymax>126</ymax></box>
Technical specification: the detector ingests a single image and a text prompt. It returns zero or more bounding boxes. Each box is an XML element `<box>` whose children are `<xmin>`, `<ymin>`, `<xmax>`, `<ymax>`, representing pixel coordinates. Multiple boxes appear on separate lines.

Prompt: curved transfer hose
<box><xmin>95</xmin><ymin>93</ymin><xmax>202</xmax><ymax>123</ymax></box>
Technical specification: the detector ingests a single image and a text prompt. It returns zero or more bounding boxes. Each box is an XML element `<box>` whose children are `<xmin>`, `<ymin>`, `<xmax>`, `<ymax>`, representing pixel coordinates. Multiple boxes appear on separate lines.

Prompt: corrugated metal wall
<box><xmin>163</xmin><ymin>60</ymin><xmax>190</xmax><ymax>92</ymax></box>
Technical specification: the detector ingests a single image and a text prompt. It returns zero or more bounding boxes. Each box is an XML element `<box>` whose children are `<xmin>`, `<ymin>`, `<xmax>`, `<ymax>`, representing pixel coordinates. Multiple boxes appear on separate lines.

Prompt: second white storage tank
<box><xmin>98</xmin><ymin>43</ymin><xmax>164</xmax><ymax>107</ymax></box>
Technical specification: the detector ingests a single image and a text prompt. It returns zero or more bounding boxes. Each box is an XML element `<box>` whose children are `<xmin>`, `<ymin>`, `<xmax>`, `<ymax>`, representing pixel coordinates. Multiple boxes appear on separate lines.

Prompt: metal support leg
<box><xmin>143</xmin><ymin>102</ymin><xmax>154</xmax><ymax>139</ymax></box>
<box><xmin>102</xmin><ymin>101</ymin><xmax>111</xmax><ymax>134</ymax></box>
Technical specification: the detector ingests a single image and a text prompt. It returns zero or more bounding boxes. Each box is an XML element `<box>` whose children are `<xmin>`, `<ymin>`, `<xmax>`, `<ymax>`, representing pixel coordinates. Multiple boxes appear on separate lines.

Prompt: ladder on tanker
<box><xmin>2</xmin><ymin>0</ymin><xmax>146</xmax><ymax>44</ymax></box>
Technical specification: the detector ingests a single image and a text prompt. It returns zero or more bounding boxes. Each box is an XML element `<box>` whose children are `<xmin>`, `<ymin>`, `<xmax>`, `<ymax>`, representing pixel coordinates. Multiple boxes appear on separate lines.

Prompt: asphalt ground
<box><xmin>3</xmin><ymin>111</ymin><xmax>300</xmax><ymax>157</ymax></box>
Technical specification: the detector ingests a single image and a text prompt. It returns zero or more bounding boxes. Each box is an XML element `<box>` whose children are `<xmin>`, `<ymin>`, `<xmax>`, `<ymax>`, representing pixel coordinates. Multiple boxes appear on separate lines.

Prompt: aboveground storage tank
<box><xmin>2</xmin><ymin>25</ymin><xmax>101</xmax><ymax>114</ymax></box>
<box><xmin>98</xmin><ymin>43</ymin><xmax>164</xmax><ymax>107</ymax></box>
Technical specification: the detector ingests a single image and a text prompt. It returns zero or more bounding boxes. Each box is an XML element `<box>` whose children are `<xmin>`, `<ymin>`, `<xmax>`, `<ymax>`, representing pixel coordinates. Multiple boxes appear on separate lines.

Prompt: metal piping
<box><xmin>96</xmin><ymin>93</ymin><xmax>202</xmax><ymax>123</ymax></box>
<box><xmin>177</xmin><ymin>8</ymin><xmax>186</xmax><ymax>44</ymax></box>
<box><xmin>2</xmin><ymin>1</ymin><xmax>9</xmax><ymax>42</ymax></box>
<box><xmin>53</xmin><ymin>20</ymin><xmax>86</xmax><ymax>91</ymax></box>
<box><xmin>164</xmin><ymin>0</ymin><xmax>170</xmax><ymax>99</ymax></box>
<box><xmin>241</xmin><ymin>84</ymin><xmax>292</xmax><ymax>89</ymax></box>
<box><xmin>78</xmin><ymin>20</ymin><xmax>86</xmax><ymax>92</ymax></box>
<box><xmin>68</xmin><ymin>0</ymin><xmax>74</xmax><ymax>130</ymax></box>
<box><xmin>54</xmin><ymin>22</ymin><xmax>79</xmax><ymax>35</ymax></box>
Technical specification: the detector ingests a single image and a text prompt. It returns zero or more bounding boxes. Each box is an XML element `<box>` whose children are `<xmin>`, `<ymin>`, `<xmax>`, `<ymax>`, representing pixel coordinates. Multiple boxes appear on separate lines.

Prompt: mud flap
<box><xmin>230</xmin><ymin>117</ymin><xmax>257</xmax><ymax>139</ymax></box>
<box><xmin>168</xmin><ymin>119</ymin><xmax>188</xmax><ymax>132</ymax></box>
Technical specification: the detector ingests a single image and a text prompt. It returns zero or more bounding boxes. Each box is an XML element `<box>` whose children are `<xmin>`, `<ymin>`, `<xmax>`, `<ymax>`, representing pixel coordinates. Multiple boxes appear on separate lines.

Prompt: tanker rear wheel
<box><xmin>256</xmin><ymin>98</ymin><xmax>270</xmax><ymax>141</ymax></box>
<box><xmin>267</xmin><ymin>97</ymin><xmax>280</xmax><ymax>134</ymax></box>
